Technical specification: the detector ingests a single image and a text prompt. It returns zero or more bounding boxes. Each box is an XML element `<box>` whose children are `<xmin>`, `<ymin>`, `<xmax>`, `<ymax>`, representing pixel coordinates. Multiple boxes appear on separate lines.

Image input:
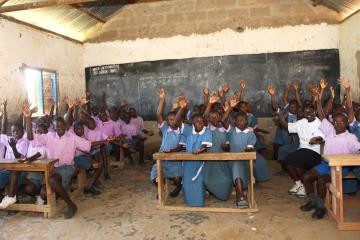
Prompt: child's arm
<box><xmin>193</xmin><ymin>144</ymin><xmax>208</xmax><ymax>155</ymax></box>
<box><xmin>221</xmin><ymin>142</ymin><xmax>230</xmax><ymax>152</ymax></box>
<box><xmin>267</xmin><ymin>85</ymin><xmax>278</xmax><ymax>111</ymax></box>
<box><xmin>48</xmin><ymin>100</ymin><xmax>55</xmax><ymax>122</ymax></box>
<box><xmin>164</xmin><ymin>145</ymin><xmax>185</xmax><ymax>153</ymax></box>
<box><xmin>204</xmin><ymin>91</ymin><xmax>218</xmax><ymax>122</ymax></box>
<box><xmin>340</xmin><ymin>78</ymin><xmax>354</xmax><ymax>122</ymax></box>
<box><xmin>203</xmin><ymin>84</ymin><xmax>209</xmax><ymax>107</ymax></box>
<box><xmin>254</xmin><ymin>128</ymin><xmax>270</xmax><ymax>134</ymax></box>
<box><xmin>1</xmin><ymin>99</ymin><xmax>8</xmax><ymax>134</ymax></box>
<box><xmin>293</xmin><ymin>82</ymin><xmax>302</xmax><ymax>107</ymax></box>
<box><xmin>156</xmin><ymin>88</ymin><xmax>166</xmax><ymax>125</ymax></box>
<box><xmin>174</xmin><ymin>95</ymin><xmax>187</xmax><ymax>128</ymax></box>
<box><xmin>64</xmin><ymin>98</ymin><xmax>75</xmax><ymax>129</ymax></box>
<box><xmin>283</xmin><ymin>82</ymin><xmax>291</xmax><ymax>106</ymax></box>
<box><xmin>323</xmin><ymin>86</ymin><xmax>334</xmax><ymax>116</ymax></box>
<box><xmin>314</xmin><ymin>88</ymin><xmax>325</xmax><ymax>121</ymax></box>
<box><xmin>319</xmin><ymin>79</ymin><xmax>327</xmax><ymax>102</ymax></box>
<box><xmin>221</xmin><ymin>93</ymin><xmax>238</xmax><ymax>129</ymax></box>
<box><xmin>219</xmin><ymin>83</ymin><xmax>229</xmax><ymax>107</ymax></box>
<box><xmin>239</xmin><ymin>80</ymin><xmax>246</xmax><ymax>101</ymax></box>
<box><xmin>85</xmin><ymin>91</ymin><xmax>92</xmax><ymax>115</ymax></box>
<box><xmin>274</xmin><ymin>112</ymin><xmax>288</xmax><ymax>129</ymax></box>
<box><xmin>18</xmin><ymin>152</ymin><xmax>41</xmax><ymax>163</ymax></box>
<box><xmin>8</xmin><ymin>138</ymin><xmax>22</xmax><ymax>159</ymax></box>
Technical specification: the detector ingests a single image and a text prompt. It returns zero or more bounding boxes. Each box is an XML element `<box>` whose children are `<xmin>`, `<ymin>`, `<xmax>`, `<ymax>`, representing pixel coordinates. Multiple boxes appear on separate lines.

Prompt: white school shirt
<box><xmin>288</xmin><ymin>117</ymin><xmax>324</xmax><ymax>154</ymax></box>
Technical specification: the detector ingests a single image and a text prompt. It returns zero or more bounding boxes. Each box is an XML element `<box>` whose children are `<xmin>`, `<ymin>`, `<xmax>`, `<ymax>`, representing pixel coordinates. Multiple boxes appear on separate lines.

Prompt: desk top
<box><xmin>0</xmin><ymin>159</ymin><xmax>58</xmax><ymax>171</ymax></box>
<box><xmin>323</xmin><ymin>154</ymin><xmax>360</xmax><ymax>167</ymax></box>
<box><xmin>153</xmin><ymin>152</ymin><xmax>256</xmax><ymax>161</ymax></box>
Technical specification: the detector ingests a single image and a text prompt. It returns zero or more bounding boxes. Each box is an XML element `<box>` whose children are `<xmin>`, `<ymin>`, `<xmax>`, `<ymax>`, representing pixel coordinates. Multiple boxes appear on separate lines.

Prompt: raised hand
<box><xmin>22</xmin><ymin>99</ymin><xmax>32</xmax><ymax>117</ymax></box>
<box><xmin>309</xmin><ymin>84</ymin><xmax>319</xmax><ymax>95</ymax></box>
<box><xmin>320</xmin><ymin>79</ymin><xmax>327</xmax><ymax>89</ymax></box>
<box><xmin>286</xmin><ymin>82</ymin><xmax>291</xmax><ymax>89</ymax></box>
<box><xmin>178</xmin><ymin>95</ymin><xmax>188</xmax><ymax>109</ymax></box>
<box><xmin>86</xmin><ymin>91</ymin><xmax>92</xmax><ymax>98</ymax></box>
<box><xmin>222</xmin><ymin>83</ymin><xmax>230</xmax><ymax>93</ymax></box>
<box><xmin>66</xmin><ymin>98</ymin><xmax>75</xmax><ymax>109</ymax></box>
<box><xmin>78</xmin><ymin>98</ymin><xmax>89</xmax><ymax>106</ymax></box>
<box><xmin>293</xmin><ymin>82</ymin><xmax>299</xmax><ymax>90</ymax></box>
<box><xmin>159</xmin><ymin>88</ymin><xmax>166</xmax><ymax>99</ymax></box>
<box><xmin>203</xmin><ymin>84</ymin><xmax>209</xmax><ymax>95</ymax></box>
<box><xmin>338</xmin><ymin>77</ymin><xmax>350</xmax><ymax>89</ymax></box>
<box><xmin>8</xmin><ymin>138</ymin><xmax>17</xmax><ymax>149</ymax></box>
<box><xmin>120</xmin><ymin>99</ymin><xmax>128</xmax><ymax>106</ymax></box>
<box><xmin>267</xmin><ymin>85</ymin><xmax>276</xmax><ymax>95</ymax></box>
<box><xmin>240</xmin><ymin>80</ymin><xmax>246</xmax><ymax>89</ymax></box>
<box><xmin>209</xmin><ymin>91</ymin><xmax>218</xmax><ymax>104</ymax></box>
<box><xmin>230</xmin><ymin>93</ymin><xmax>239</xmax><ymax>108</ymax></box>
<box><xmin>330</xmin><ymin>85</ymin><xmax>335</xmax><ymax>99</ymax></box>
<box><xmin>30</xmin><ymin>106</ymin><xmax>38</xmax><ymax>115</ymax></box>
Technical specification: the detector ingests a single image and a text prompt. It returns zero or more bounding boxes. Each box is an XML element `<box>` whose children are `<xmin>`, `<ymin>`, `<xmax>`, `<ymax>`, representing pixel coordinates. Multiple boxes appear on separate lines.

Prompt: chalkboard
<box><xmin>85</xmin><ymin>49</ymin><xmax>340</xmax><ymax>120</ymax></box>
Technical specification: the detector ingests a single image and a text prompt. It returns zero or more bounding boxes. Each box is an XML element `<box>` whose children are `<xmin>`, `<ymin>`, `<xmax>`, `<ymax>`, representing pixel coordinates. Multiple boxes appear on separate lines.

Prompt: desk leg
<box><xmin>249</xmin><ymin>159</ymin><xmax>255</xmax><ymax>209</ymax></box>
<box><xmin>335</xmin><ymin>166</ymin><xmax>344</xmax><ymax>224</ymax></box>
<box><xmin>157</xmin><ymin>160</ymin><xmax>164</xmax><ymax>206</ymax></box>
<box><xmin>44</xmin><ymin>166</ymin><xmax>56</xmax><ymax>218</ymax></box>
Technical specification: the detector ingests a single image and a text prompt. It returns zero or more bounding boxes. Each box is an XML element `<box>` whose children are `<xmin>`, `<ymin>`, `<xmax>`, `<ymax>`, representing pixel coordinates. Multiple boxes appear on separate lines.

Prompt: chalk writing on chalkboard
<box><xmin>91</xmin><ymin>65</ymin><xmax>119</xmax><ymax>76</ymax></box>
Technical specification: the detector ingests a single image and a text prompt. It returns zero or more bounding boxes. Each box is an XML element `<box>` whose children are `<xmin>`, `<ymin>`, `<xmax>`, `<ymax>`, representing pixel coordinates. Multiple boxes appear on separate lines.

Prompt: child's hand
<box><xmin>203</xmin><ymin>84</ymin><xmax>209</xmax><ymax>95</ymax></box>
<box><xmin>22</xmin><ymin>99</ymin><xmax>32</xmax><ymax>117</ymax></box>
<box><xmin>159</xmin><ymin>88</ymin><xmax>166</xmax><ymax>99</ymax></box>
<box><xmin>286</xmin><ymin>82</ymin><xmax>291</xmax><ymax>89</ymax></box>
<box><xmin>209</xmin><ymin>91</ymin><xmax>218</xmax><ymax>104</ymax></box>
<box><xmin>338</xmin><ymin>77</ymin><xmax>350</xmax><ymax>89</ymax></box>
<box><xmin>320</xmin><ymin>79</ymin><xmax>327</xmax><ymax>89</ymax></box>
<box><xmin>240</xmin><ymin>80</ymin><xmax>246</xmax><ymax>89</ymax></box>
<box><xmin>293</xmin><ymin>82</ymin><xmax>299</xmax><ymax>90</ymax></box>
<box><xmin>309</xmin><ymin>84</ymin><xmax>319</xmax><ymax>95</ymax></box>
<box><xmin>193</xmin><ymin>148</ymin><xmax>205</xmax><ymax>155</ymax></box>
<box><xmin>8</xmin><ymin>138</ymin><xmax>17</xmax><ymax>148</ymax></box>
<box><xmin>267</xmin><ymin>85</ymin><xmax>276</xmax><ymax>95</ymax></box>
<box><xmin>178</xmin><ymin>95</ymin><xmax>188</xmax><ymax>109</ymax></box>
<box><xmin>245</xmin><ymin>146</ymin><xmax>255</xmax><ymax>152</ymax></box>
<box><xmin>223</xmin><ymin>101</ymin><xmax>230</xmax><ymax>112</ymax></box>
<box><xmin>220</xmin><ymin>142</ymin><xmax>229</xmax><ymax>149</ymax></box>
<box><xmin>107</xmin><ymin>136</ymin><xmax>116</xmax><ymax>141</ymax></box>
<box><xmin>30</xmin><ymin>106</ymin><xmax>38</xmax><ymax>115</ymax></box>
<box><xmin>330</xmin><ymin>85</ymin><xmax>335</xmax><ymax>99</ymax></box>
<box><xmin>66</xmin><ymin>98</ymin><xmax>75</xmax><ymax>109</ymax></box>
<box><xmin>222</xmin><ymin>83</ymin><xmax>230</xmax><ymax>93</ymax></box>
<box><xmin>120</xmin><ymin>99</ymin><xmax>128</xmax><ymax>106</ymax></box>
<box><xmin>230</xmin><ymin>94</ymin><xmax>239</xmax><ymax>108</ymax></box>
<box><xmin>309</xmin><ymin>137</ymin><xmax>323</xmax><ymax>145</ymax></box>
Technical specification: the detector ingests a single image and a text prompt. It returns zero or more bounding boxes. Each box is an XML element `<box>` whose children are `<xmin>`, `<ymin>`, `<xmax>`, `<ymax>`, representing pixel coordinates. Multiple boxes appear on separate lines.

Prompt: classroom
<box><xmin>0</xmin><ymin>0</ymin><xmax>360</xmax><ymax>239</ymax></box>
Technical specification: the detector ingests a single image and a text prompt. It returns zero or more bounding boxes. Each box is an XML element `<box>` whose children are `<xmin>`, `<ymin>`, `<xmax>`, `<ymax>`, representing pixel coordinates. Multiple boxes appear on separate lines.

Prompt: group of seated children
<box><xmin>0</xmin><ymin>92</ymin><xmax>152</xmax><ymax>219</ymax></box>
<box><xmin>150</xmin><ymin>78</ymin><xmax>360</xmax><ymax>219</ymax></box>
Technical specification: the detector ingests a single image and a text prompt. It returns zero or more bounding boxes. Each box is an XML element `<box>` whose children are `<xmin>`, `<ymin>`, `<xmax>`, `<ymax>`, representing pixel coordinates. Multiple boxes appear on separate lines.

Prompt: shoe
<box><xmin>169</xmin><ymin>186</ymin><xmax>181</xmax><ymax>198</ymax></box>
<box><xmin>312</xmin><ymin>207</ymin><xmax>326</xmax><ymax>220</ymax></box>
<box><xmin>0</xmin><ymin>196</ymin><xmax>16</xmax><ymax>209</ymax></box>
<box><xmin>300</xmin><ymin>201</ymin><xmax>317</xmax><ymax>212</ymax></box>
<box><xmin>236</xmin><ymin>198</ymin><xmax>249</xmax><ymax>209</ymax></box>
<box><xmin>64</xmin><ymin>204</ymin><xmax>77</xmax><ymax>219</ymax></box>
<box><xmin>295</xmin><ymin>185</ymin><xmax>306</xmax><ymax>198</ymax></box>
<box><xmin>84</xmin><ymin>186</ymin><xmax>101</xmax><ymax>196</ymax></box>
<box><xmin>36</xmin><ymin>195</ymin><xmax>45</xmax><ymax>205</ymax></box>
<box><xmin>288</xmin><ymin>183</ymin><xmax>301</xmax><ymax>195</ymax></box>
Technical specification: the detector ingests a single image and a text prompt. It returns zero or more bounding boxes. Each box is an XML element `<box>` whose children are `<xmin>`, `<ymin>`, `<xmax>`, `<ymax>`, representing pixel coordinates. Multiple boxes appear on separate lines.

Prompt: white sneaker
<box><xmin>295</xmin><ymin>185</ymin><xmax>306</xmax><ymax>198</ymax></box>
<box><xmin>288</xmin><ymin>183</ymin><xmax>301</xmax><ymax>195</ymax></box>
<box><xmin>0</xmin><ymin>195</ymin><xmax>16</xmax><ymax>209</ymax></box>
<box><xmin>36</xmin><ymin>195</ymin><xmax>45</xmax><ymax>205</ymax></box>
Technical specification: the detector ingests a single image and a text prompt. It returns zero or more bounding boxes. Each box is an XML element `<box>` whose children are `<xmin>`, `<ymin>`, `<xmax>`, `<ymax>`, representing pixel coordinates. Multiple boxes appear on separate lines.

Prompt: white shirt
<box><xmin>288</xmin><ymin>118</ymin><xmax>324</xmax><ymax>154</ymax></box>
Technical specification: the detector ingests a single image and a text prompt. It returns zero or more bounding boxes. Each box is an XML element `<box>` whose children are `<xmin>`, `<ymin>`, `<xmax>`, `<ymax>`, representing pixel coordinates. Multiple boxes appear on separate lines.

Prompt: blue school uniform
<box><xmin>349</xmin><ymin>120</ymin><xmax>360</xmax><ymax>141</ymax></box>
<box><xmin>345</xmin><ymin>120</ymin><xmax>360</xmax><ymax>193</ymax></box>
<box><xmin>182</xmin><ymin>124</ymin><xmax>212</xmax><ymax>207</ymax></box>
<box><xmin>278</xmin><ymin>112</ymin><xmax>299</xmax><ymax>161</ymax></box>
<box><xmin>203</xmin><ymin>125</ymin><xmax>232</xmax><ymax>201</ymax></box>
<box><xmin>247</xmin><ymin>113</ymin><xmax>265</xmax><ymax>151</ymax></box>
<box><xmin>227</xmin><ymin>126</ymin><xmax>256</xmax><ymax>187</ymax></box>
<box><xmin>150</xmin><ymin>122</ymin><xmax>184</xmax><ymax>182</ymax></box>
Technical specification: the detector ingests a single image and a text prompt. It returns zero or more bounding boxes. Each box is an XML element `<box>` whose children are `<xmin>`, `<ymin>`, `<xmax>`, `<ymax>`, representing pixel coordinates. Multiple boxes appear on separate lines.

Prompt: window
<box><xmin>25</xmin><ymin>67</ymin><xmax>57</xmax><ymax>117</ymax></box>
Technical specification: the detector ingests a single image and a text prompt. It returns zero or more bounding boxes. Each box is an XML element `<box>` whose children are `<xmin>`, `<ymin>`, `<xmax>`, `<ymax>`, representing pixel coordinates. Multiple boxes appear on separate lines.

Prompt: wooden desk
<box><xmin>323</xmin><ymin>154</ymin><xmax>360</xmax><ymax>231</ymax></box>
<box><xmin>0</xmin><ymin>159</ymin><xmax>58</xmax><ymax>218</ymax></box>
<box><xmin>153</xmin><ymin>152</ymin><xmax>258</xmax><ymax>213</ymax></box>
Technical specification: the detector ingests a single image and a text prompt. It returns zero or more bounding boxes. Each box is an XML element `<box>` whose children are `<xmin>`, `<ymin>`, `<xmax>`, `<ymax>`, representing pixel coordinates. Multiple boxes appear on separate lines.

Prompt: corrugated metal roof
<box><xmin>315</xmin><ymin>0</ymin><xmax>360</xmax><ymax>18</ymax></box>
<box><xmin>1</xmin><ymin>0</ymin><xmax>127</xmax><ymax>41</ymax></box>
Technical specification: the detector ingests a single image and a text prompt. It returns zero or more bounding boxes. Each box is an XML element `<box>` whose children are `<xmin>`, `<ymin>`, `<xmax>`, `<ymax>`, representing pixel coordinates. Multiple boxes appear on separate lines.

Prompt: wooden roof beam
<box><xmin>0</xmin><ymin>0</ymin><xmax>9</xmax><ymax>7</ymax></box>
<box><xmin>0</xmin><ymin>0</ymin><xmax>98</xmax><ymax>13</ymax></box>
<box><xmin>72</xmin><ymin>4</ymin><xmax>106</xmax><ymax>23</ymax></box>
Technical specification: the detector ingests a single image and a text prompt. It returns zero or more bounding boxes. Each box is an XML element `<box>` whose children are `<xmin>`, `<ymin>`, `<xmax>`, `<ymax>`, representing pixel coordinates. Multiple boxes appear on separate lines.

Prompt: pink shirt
<box><xmin>0</xmin><ymin>143</ymin><xmax>6</xmax><ymax>158</ymax></box>
<box><xmin>130</xmin><ymin>116</ymin><xmax>144</xmax><ymax>135</ymax></box>
<box><xmin>32</xmin><ymin>131</ymin><xmax>91</xmax><ymax>167</ymax></box>
<box><xmin>27</xmin><ymin>141</ymin><xmax>46</xmax><ymax>159</ymax></box>
<box><xmin>319</xmin><ymin>119</ymin><xmax>360</xmax><ymax>154</ymax></box>
<box><xmin>84</xmin><ymin>127</ymin><xmax>108</xmax><ymax>142</ymax></box>
<box><xmin>114</xmin><ymin>119</ymin><xmax>124</xmax><ymax>136</ymax></box>
<box><xmin>96</xmin><ymin>120</ymin><xmax>117</xmax><ymax>137</ymax></box>
<box><xmin>121</xmin><ymin>123</ymin><xmax>138</xmax><ymax>140</ymax></box>
<box><xmin>0</xmin><ymin>134</ymin><xmax>29</xmax><ymax>159</ymax></box>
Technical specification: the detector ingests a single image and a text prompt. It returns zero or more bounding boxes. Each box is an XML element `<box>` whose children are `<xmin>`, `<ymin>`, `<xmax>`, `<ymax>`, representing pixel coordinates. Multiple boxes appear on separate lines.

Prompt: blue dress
<box><xmin>182</xmin><ymin>124</ymin><xmax>212</xmax><ymax>207</ymax></box>
<box><xmin>227</xmin><ymin>126</ymin><xmax>257</xmax><ymax>187</ymax></box>
<box><xmin>150</xmin><ymin>122</ymin><xmax>183</xmax><ymax>182</ymax></box>
<box><xmin>278</xmin><ymin>113</ymin><xmax>299</xmax><ymax>161</ymax></box>
<box><xmin>247</xmin><ymin>113</ymin><xmax>265</xmax><ymax>151</ymax></box>
<box><xmin>203</xmin><ymin>126</ymin><xmax>233</xmax><ymax>201</ymax></box>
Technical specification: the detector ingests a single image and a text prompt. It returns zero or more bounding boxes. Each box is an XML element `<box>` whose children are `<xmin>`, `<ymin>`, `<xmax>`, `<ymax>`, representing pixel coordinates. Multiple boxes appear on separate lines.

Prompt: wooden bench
<box><xmin>153</xmin><ymin>152</ymin><xmax>258</xmax><ymax>213</ymax></box>
<box><xmin>323</xmin><ymin>154</ymin><xmax>360</xmax><ymax>231</ymax></box>
<box><xmin>0</xmin><ymin>159</ymin><xmax>58</xmax><ymax>218</ymax></box>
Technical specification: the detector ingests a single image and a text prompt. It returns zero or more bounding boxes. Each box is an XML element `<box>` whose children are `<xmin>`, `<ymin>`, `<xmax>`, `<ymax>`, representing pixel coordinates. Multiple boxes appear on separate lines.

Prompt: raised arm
<box><xmin>323</xmin><ymin>86</ymin><xmax>334</xmax><ymax>116</ymax></box>
<box><xmin>22</xmin><ymin>100</ymin><xmax>34</xmax><ymax>140</ymax></box>
<box><xmin>313</xmin><ymin>88</ymin><xmax>325</xmax><ymax>121</ymax></box>
<box><xmin>156</xmin><ymin>88</ymin><xmax>166</xmax><ymax>125</ymax></box>
<box><xmin>267</xmin><ymin>85</ymin><xmax>278</xmax><ymax>111</ymax></box>
<box><xmin>204</xmin><ymin>91</ymin><xmax>219</xmax><ymax>124</ymax></box>
<box><xmin>293</xmin><ymin>82</ymin><xmax>302</xmax><ymax>107</ymax></box>
<box><xmin>48</xmin><ymin>100</ymin><xmax>55</xmax><ymax>122</ymax></box>
<box><xmin>1</xmin><ymin>99</ymin><xmax>8</xmax><ymax>134</ymax></box>
<box><xmin>174</xmin><ymin>95</ymin><xmax>187</xmax><ymax>128</ymax></box>
<box><xmin>221</xmin><ymin>93</ymin><xmax>238</xmax><ymax>129</ymax></box>
<box><xmin>203</xmin><ymin>84</ymin><xmax>209</xmax><ymax>107</ymax></box>
<box><xmin>219</xmin><ymin>83</ymin><xmax>229</xmax><ymax>107</ymax></box>
<box><xmin>283</xmin><ymin>82</ymin><xmax>291</xmax><ymax>106</ymax></box>
<box><xmin>239</xmin><ymin>80</ymin><xmax>246</xmax><ymax>101</ymax></box>
<box><xmin>340</xmin><ymin>78</ymin><xmax>354</xmax><ymax>123</ymax></box>
<box><xmin>64</xmin><ymin>98</ymin><xmax>75</xmax><ymax>129</ymax></box>
<box><xmin>319</xmin><ymin>79</ymin><xmax>327</xmax><ymax>102</ymax></box>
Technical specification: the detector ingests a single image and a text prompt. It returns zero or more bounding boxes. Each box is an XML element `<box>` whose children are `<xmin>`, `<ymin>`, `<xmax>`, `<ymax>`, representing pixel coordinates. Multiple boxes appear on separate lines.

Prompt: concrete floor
<box><xmin>0</xmin><ymin>159</ymin><xmax>359</xmax><ymax>240</ymax></box>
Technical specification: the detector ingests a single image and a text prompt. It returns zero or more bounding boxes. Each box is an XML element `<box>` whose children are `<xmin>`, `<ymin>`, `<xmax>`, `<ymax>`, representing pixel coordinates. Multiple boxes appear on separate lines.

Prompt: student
<box><xmin>221</xmin><ymin>94</ymin><xmax>256</xmax><ymax>208</ymax></box>
<box><xmin>129</xmin><ymin>107</ymin><xmax>153</xmax><ymax>137</ymax></box>
<box><xmin>276</xmin><ymin>95</ymin><xmax>324</xmax><ymax>198</ymax></box>
<box><xmin>203</xmin><ymin>91</ymin><xmax>233</xmax><ymax>201</ymax></box>
<box><xmin>0</xmin><ymin>99</ymin><xmax>30</xmax><ymax>208</ymax></box>
<box><xmin>24</xmin><ymin>100</ymin><xmax>91</xmax><ymax>219</ymax></box>
<box><xmin>177</xmin><ymin>96</ymin><xmax>212</xmax><ymax>207</ymax></box>
<box><xmin>150</xmin><ymin>89</ymin><xmax>184</xmax><ymax>197</ymax></box>
<box><xmin>301</xmin><ymin>80</ymin><xmax>360</xmax><ymax>219</ymax></box>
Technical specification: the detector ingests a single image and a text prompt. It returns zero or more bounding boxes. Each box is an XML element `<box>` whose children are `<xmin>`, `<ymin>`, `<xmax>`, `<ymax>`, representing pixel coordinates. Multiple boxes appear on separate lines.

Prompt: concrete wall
<box><xmin>339</xmin><ymin>11</ymin><xmax>360</xmax><ymax>101</ymax></box>
<box><xmin>85</xmin><ymin>0</ymin><xmax>340</xmax><ymax>42</ymax></box>
<box><xmin>0</xmin><ymin>18</ymin><xmax>84</xmax><ymax>123</ymax></box>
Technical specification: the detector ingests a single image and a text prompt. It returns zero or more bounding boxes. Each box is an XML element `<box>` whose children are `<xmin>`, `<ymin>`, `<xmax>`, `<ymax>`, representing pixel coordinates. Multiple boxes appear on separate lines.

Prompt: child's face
<box><xmin>38</xmin><ymin>116</ymin><xmax>50</xmax><ymax>128</ymax></box>
<box><xmin>289</xmin><ymin>103</ymin><xmax>298</xmax><ymax>114</ymax></box>
<box><xmin>239</xmin><ymin>103</ymin><xmax>247</xmax><ymax>113</ymax></box>
<box><xmin>193</xmin><ymin>116</ymin><xmax>205</xmax><ymax>132</ymax></box>
<box><xmin>123</xmin><ymin>113</ymin><xmax>131</xmax><ymax>124</ymax></box>
<box><xmin>209</xmin><ymin>112</ymin><xmax>220</xmax><ymax>127</ymax></box>
<box><xmin>303</xmin><ymin>107</ymin><xmax>316</xmax><ymax>122</ymax></box>
<box><xmin>235</xmin><ymin>115</ymin><xmax>248</xmax><ymax>130</ymax></box>
<box><xmin>129</xmin><ymin>108</ymin><xmax>137</xmax><ymax>118</ymax></box>
<box><xmin>110</xmin><ymin>111</ymin><xmax>119</xmax><ymax>121</ymax></box>
<box><xmin>333</xmin><ymin>106</ymin><xmax>345</xmax><ymax>115</ymax></box>
<box><xmin>167</xmin><ymin>114</ymin><xmax>176</xmax><ymax>128</ymax></box>
<box><xmin>98</xmin><ymin>111</ymin><xmax>108</xmax><ymax>122</ymax></box>
<box><xmin>53</xmin><ymin>120</ymin><xmax>66</xmax><ymax>137</ymax></box>
<box><xmin>36</xmin><ymin>125</ymin><xmax>48</xmax><ymax>135</ymax></box>
<box><xmin>333</xmin><ymin>114</ymin><xmax>348</xmax><ymax>134</ymax></box>
<box><xmin>11</xmin><ymin>125</ymin><xmax>24</xmax><ymax>140</ymax></box>
<box><xmin>246</xmin><ymin>103</ymin><xmax>252</xmax><ymax>113</ymax></box>
<box><xmin>86</xmin><ymin>119</ymin><xmax>96</xmax><ymax>130</ymax></box>
<box><xmin>74</xmin><ymin>125</ymin><xmax>84</xmax><ymax>137</ymax></box>
<box><xmin>192</xmin><ymin>106</ymin><xmax>201</xmax><ymax>116</ymax></box>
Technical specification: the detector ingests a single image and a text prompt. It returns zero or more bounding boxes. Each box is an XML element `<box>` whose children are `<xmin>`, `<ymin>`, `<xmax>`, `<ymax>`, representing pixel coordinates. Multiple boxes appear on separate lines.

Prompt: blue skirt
<box><xmin>182</xmin><ymin>161</ymin><xmax>205</xmax><ymax>207</ymax></box>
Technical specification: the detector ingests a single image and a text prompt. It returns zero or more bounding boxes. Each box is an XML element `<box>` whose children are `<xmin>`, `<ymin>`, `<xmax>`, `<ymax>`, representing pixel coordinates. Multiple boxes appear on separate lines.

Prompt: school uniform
<box><xmin>284</xmin><ymin>118</ymin><xmax>324</xmax><ymax>170</ymax></box>
<box><xmin>31</xmin><ymin>131</ymin><xmax>91</xmax><ymax>188</ymax></box>
<box><xmin>121</xmin><ymin>123</ymin><xmax>140</xmax><ymax>147</ymax></box>
<box><xmin>182</xmin><ymin>124</ymin><xmax>212</xmax><ymax>207</ymax></box>
<box><xmin>150</xmin><ymin>122</ymin><xmax>184</xmax><ymax>182</ymax></box>
<box><xmin>0</xmin><ymin>143</ymin><xmax>5</xmax><ymax>158</ymax></box>
<box><xmin>278</xmin><ymin>112</ymin><xmax>299</xmax><ymax>161</ymax></box>
<box><xmin>247</xmin><ymin>113</ymin><xmax>265</xmax><ymax>151</ymax></box>
<box><xmin>130</xmin><ymin>116</ymin><xmax>145</xmax><ymax>136</ymax></box>
<box><xmin>226</xmin><ymin>126</ymin><xmax>256</xmax><ymax>187</ymax></box>
<box><xmin>349</xmin><ymin>120</ymin><xmax>360</xmax><ymax>141</ymax></box>
<box><xmin>203</xmin><ymin>125</ymin><xmax>232</xmax><ymax>201</ymax></box>
<box><xmin>0</xmin><ymin>134</ymin><xmax>29</xmax><ymax>189</ymax></box>
<box><xmin>25</xmin><ymin>142</ymin><xmax>47</xmax><ymax>189</ymax></box>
